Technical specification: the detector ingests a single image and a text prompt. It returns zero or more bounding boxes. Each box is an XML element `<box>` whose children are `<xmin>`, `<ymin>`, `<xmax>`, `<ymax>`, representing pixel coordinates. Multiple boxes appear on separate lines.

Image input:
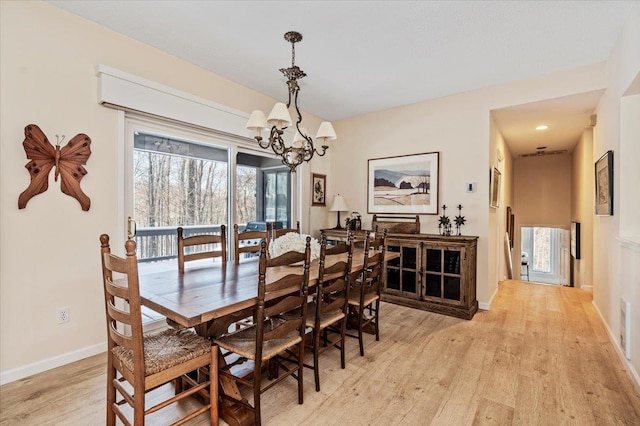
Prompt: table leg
<box><xmin>197</xmin><ymin>309</ymin><xmax>256</xmax><ymax>426</ymax></box>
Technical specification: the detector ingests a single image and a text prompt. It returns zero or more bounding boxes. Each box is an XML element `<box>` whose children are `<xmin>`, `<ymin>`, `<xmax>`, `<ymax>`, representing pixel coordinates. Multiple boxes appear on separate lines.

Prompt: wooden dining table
<box><xmin>137</xmin><ymin>248</ymin><xmax>399</xmax><ymax>426</ymax></box>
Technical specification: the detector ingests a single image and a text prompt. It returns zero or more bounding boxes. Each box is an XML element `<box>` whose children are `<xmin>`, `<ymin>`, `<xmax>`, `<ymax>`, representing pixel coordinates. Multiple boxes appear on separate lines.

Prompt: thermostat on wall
<box><xmin>466</xmin><ymin>182</ymin><xmax>477</xmax><ymax>193</ymax></box>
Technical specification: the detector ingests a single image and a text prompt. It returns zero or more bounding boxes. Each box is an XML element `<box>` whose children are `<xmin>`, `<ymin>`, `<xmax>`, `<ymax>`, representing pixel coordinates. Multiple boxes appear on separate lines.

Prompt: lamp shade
<box><xmin>329</xmin><ymin>194</ymin><xmax>349</xmax><ymax>212</ymax></box>
<box><xmin>267</xmin><ymin>103</ymin><xmax>292</xmax><ymax>129</ymax></box>
<box><xmin>246</xmin><ymin>110</ymin><xmax>268</xmax><ymax>135</ymax></box>
<box><xmin>316</xmin><ymin>121</ymin><xmax>337</xmax><ymax>141</ymax></box>
<box><xmin>292</xmin><ymin>127</ymin><xmax>308</xmax><ymax>148</ymax></box>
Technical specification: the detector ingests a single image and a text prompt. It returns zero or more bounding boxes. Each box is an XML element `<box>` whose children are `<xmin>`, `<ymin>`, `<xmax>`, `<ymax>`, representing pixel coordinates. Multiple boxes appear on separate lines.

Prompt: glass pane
<box><xmin>264</xmin><ymin>173</ymin><xmax>276</xmax><ymax>222</ymax></box>
<box><xmin>402</xmin><ymin>246</ymin><xmax>417</xmax><ymax>269</ymax></box>
<box><xmin>424</xmin><ymin>274</ymin><xmax>441</xmax><ymax>297</ymax></box>
<box><xmin>387</xmin><ymin>245</ymin><xmax>401</xmax><ymax>267</ymax></box>
<box><xmin>533</xmin><ymin>227</ymin><xmax>551</xmax><ymax>272</ymax></box>
<box><xmin>236</xmin><ymin>165</ymin><xmax>257</xmax><ymax>225</ymax></box>
<box><xmin>443</xmin><ymin>250</ymin><xmax>461</xmax><ymax>274</ymax></box>
<box><xmin>443</xmin><ymin>276</ymin><xmax>461</xmax><ymax>300</ymax></box>
<box><xmin>425</xmin><ymin>249</ymin><xmax>442</xmax><ymax>272</ymax></box>
<box><xmin>403</xmin><ymin>270</ymin><xmax>416</xmax><ymax>294</ymax></box>
<box><xmin>386</xmin><ymin>268</ymin><xmax>400</xmax><ymax>290</ymax></box>
<box><xmin>276</xmin><ymin>171</ymin><xmax>289</xmax><ymax>226</ymax></box>
<box><xmin>133</xmin><ymin>134</ymin><xmax>228</xmax><ymax>261</ymax></box>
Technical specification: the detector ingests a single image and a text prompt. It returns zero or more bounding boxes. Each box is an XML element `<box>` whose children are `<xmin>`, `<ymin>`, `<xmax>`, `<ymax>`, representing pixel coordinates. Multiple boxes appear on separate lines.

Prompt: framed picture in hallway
<box><xmin>571</xmin><ymin>221</ymin><xmax>581</xmax><ymax>259</ymax></box>
<box><xmin>490</xmin><ymin>167</ymin><xmax>501</xmax><ymax>208</ymax></box>
<box><xmin>594</xmin><ymin>150</ymin><xmax>613</xmax><ymax>216</ymax></box>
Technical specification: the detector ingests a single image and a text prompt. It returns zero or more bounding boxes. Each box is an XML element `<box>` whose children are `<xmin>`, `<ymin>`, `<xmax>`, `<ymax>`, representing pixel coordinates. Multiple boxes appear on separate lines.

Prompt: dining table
<box><xmin>137</xmin><ymin>248</ymin><xmax>399</xmax><ymax>426</ymax></box>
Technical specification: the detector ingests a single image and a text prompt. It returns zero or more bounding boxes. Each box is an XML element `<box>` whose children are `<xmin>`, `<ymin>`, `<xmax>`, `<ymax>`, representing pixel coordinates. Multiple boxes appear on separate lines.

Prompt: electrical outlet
<box><xmin>57</xmin><ymin>307</ymin><xmax>70</xmax><ymax>324</ymax></box>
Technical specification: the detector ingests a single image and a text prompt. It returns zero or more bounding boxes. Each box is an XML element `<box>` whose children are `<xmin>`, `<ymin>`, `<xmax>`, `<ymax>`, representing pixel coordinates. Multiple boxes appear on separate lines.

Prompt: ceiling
<box><xmin>491</xmin><ymin>90</ymin><xmax>605</xmax><ymax>156</ymax></box>
<box><xmin>46</xmin><ymin>0</ymin><xmax>637</xmax><ymax>154</ymax></box>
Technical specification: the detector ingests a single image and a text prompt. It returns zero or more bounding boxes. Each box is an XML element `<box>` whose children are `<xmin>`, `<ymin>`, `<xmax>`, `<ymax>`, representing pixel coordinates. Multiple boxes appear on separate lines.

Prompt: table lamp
<box><xmin>329</xmin><ymin>194</ymin><xmax>349</xmax><ymax>229</ymax></box>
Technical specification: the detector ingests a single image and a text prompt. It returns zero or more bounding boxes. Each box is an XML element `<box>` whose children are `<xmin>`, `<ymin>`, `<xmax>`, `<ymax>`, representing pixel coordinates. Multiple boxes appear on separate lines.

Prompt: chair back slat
<box><xmin>264</xmin><ymin>295</ymin><xmax>303</xmax><ymax>318</ymax></box>
<box><xmin>263</xmin><ymin>318</ymin><xmax>301</xmax><ymax>340</ymax></box>
<box><xmin>234</xmin><ymin>224</ymin><xmax>268</xmax><ymax>264</ymax></box>
<box><xmin>266</xmin><ymin>251</ymin><xmax>306</xmax><ymax>267</ymax></box>
<box><xmin>323</xmin><ymin>277</ymin><xmax>347</xmax><ymax>294</ymax></box>
<box><xmin>266</xmin><ymin>274</ymin><xmax>306</xmax><ymax>293</ymax></box>
<box><xmin>108</xmin><ymin>321</ymin><xmax>134</xmax><ymax>349</ymax></box>
<box><xmin>177</xmin><ymin>225</ymin><xmax>227</xmax><ymax>272</ymax></box>
<box><xmin>270</xmin><ymin>221</ymin><xmax>300</xmax><ymax>240</ymax></box>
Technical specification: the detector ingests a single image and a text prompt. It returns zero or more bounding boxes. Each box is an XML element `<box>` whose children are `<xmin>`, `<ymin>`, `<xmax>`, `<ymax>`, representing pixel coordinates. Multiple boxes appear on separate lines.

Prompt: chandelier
<box><xmin>245</xmin><ymin>31</ymin><xmax>337</xmax><ymax>172</ymax></box>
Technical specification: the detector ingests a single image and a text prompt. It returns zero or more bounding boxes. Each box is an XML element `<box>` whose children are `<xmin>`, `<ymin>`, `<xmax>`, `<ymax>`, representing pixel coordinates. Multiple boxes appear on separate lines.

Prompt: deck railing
<box><xmin>135</xmin><ymin>224</ymin><xmax>236</xmax><ymax>262</ymax></box>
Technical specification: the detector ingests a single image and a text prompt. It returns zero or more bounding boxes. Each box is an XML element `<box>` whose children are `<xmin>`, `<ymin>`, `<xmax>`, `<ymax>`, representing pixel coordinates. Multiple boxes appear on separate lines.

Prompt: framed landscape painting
<box><xmin>367</xmin><ymin>152</ymin><xmax>439</xmax><ymax>214</ymax></box>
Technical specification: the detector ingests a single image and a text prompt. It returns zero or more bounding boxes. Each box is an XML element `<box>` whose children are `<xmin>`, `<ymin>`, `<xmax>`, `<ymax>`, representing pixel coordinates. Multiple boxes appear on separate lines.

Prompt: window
<box><xmin>125</xmin><ymin>117</ymin><xmax>294</xmax><ymax>264</ymax></box>
<box><xmin>264</xmin><ymin>169</ymin><xmax>291</xmax><ymax>227</ymax></box>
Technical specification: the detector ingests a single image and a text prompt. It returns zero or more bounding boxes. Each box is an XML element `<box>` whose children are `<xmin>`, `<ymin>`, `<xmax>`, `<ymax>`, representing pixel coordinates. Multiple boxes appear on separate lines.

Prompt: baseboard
<box><xmin>582</xmin><ymin>284</ymin><xmax>593</xmax><ymax>292</ymax></box>
<box><xmin>478</xmin><ymin>284</ymin><xmax>499</xmax><ymax>311</ymax></box>
<box><xmin>591</xmin><ymin>300</ymin><xmax>640</xmax><ymax>393</ymax></box>
<box><xmin>0</xmin><ymin>342</ymin><xmax>107</xmax><ymax>386</ymax></box>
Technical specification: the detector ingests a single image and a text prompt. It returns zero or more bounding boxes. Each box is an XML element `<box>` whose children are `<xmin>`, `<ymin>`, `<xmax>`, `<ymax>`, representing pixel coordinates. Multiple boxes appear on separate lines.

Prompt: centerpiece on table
<box><xmin>269</xmin><ymin>232</ymin><xmax>321</xmax><ymax>261</ymax></box>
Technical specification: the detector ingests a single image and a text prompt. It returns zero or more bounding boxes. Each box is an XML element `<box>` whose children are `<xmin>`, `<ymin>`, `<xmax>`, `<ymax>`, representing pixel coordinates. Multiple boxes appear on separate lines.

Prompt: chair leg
<box><xmin>375</xmin><ymin>300</ymin><xmax>380</xmax><ymax>342</ymax></box>
<box><xmin>298</xmin><ymin>340</ymin><xmax>305</xmax><ymax>404</ymax></box>
<box><xmin>211</xmin><ymin>346</ymin><xmax>219</xmax><ymax>426</ymax></box>
<box><xmin>313</xmin><ymin>329</ymin><xmax>321</xmax><ymax>392</ymax></box>
<box><xmin>358</xmin><ymin>307</ymin><xmax>365</xmax><ymax>357</ymax></box>
<box><xmin>106</xmin><ymin>367</ymin><xmax>116</xmax><ymax>426</ymax></box>
<box><xmin>254</xmin><ymin>362</ymin><xmax>262</xmax><ymax>426</ymax></box>
<box><xmin>340</xmin><ymin>318</ymin><xmax>347</xmax><ymax>369</ymax></box>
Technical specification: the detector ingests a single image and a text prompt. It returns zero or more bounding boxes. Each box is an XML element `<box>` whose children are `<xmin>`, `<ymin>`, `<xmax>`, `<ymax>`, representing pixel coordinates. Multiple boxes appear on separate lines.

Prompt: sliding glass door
<box><xmin>125</xmin><ymin>116</ymin><xmax>293</xmax><ymax>264</ymax></box>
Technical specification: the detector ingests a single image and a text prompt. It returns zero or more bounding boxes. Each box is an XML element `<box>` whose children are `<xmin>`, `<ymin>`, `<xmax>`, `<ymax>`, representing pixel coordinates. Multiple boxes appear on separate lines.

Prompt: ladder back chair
<box><xmin>233</xmin><ymin>224</ymin><xmax>268</xmax><ymax>264</ymax></box>
<box><xmin>177</xmin><ymin>225</ymin><xmax>227</xmax><ymax>273</ymax></box>
<box><xmin>213</xmin><ymin>239</ymin><xmax>311</xmax><ymax>426</ymax></box>
<box><xmin>346</xmin><ymin>229</ymin><xmax>387</xmax><ymax>356</ymax></box>
<box><xmin>99</xmin><ymin>234</ymin><xmax>218</xmax><ymax>426</ymax></box>
<box><xmin>271</xmin><ymin>221</ymin><xmax>300</xmax><ymax>240</ymax></box>
<box><xmin>306</xmin><ymin>235</ymin><xmax>353</xmax><ymax>391</ymax></box>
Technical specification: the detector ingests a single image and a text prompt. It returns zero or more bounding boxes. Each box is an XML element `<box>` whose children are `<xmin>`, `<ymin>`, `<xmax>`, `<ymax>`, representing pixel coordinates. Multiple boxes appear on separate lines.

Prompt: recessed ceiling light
<box><xmin>536</xmin><ymin>146</ymin><xmax>547</xmax><ymax>150</ymax></box>
<box><xmin>536</xmin><ymin>125</ymin><xmax>549</xmax><ymax>130</ymax></box>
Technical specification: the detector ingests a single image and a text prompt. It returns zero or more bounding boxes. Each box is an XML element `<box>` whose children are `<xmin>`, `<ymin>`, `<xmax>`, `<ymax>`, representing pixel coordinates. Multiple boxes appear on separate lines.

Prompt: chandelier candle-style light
<box><xmin>246</xmin><ymin>31</ymin><xmax>337</xmax><ymax>172</ymax></box>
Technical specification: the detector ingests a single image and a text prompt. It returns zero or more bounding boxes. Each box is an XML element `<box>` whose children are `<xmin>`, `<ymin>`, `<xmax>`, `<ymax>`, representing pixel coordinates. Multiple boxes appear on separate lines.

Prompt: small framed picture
<box><xmin>594</xmin><ymin>150</ymin><xmax>613</xmax><ymax>216</ymax></box>
<box><xmin>311</xmin><ymin>173</ymin><xmax>326</xmax><ymax>206</ymax></box>
<box><xmin>490</xmin><ymin>167</ymin><xmax>501</xmax><ymax>208</ymax></box>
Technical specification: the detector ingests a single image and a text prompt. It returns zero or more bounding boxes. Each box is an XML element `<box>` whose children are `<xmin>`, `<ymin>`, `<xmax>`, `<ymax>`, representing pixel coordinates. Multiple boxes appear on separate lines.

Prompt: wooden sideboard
<box><xmin>320</xmin><ymin>229</ymin><xmax>478</xmax><ymax>319</ymax></box>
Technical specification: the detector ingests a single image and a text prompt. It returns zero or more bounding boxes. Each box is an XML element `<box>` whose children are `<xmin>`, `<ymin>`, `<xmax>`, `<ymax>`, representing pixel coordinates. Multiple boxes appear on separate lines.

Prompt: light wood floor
<box><xmin>2</xmin><ymin>280</ymin><xmax>639</xmax><ymax>425</ymax></box>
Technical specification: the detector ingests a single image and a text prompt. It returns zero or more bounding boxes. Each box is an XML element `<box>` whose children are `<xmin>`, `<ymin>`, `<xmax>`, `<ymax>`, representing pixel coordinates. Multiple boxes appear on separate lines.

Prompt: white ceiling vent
<box><xmin>519</xmin><ymin>149</ymin><xmax>568</xmax><ymax>158</ymax></box>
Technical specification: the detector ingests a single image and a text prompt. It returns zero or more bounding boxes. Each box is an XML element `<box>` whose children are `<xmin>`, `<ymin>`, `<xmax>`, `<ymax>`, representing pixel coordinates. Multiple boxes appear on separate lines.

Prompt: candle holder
<box><xmin>454</xmin><ymin>204</ymin><xmax>466</xmax><ymax>236</ymax></box>
<box><xmin>438</xmin><ymin>204</ymin><xmax>452</xmax><ymax>236</ymax></box>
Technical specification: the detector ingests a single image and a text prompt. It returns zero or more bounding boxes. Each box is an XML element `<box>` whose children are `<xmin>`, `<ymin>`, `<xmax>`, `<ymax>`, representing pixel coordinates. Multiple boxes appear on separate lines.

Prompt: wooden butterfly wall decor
<box><xmin>18</xmin><ymin>124</ymin><xmax>92</xmax><ymax>211</ymax></box>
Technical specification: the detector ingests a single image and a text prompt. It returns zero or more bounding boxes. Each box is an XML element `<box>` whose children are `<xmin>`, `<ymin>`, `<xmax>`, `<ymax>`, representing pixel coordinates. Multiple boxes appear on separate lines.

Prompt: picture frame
<box><xmin>311</xmin><ymin>173</ymin><xmax>326</xmax><ymax>206</ymax></box>
<box><xmin>595</xmin><ymin>150</ymin><xmax>613</xmax><ymax>216</ymax></box>
<box><xmin>509</xmin><ymin>211</ymin><xmax>515</xmax><ymax>249</ymax></box>
<box><xmin>571</xmin><ymin>221</ymin><xmax>581</xmax><ymax>259</ymax></box>
<box><xmin>367</xmin><ymin>152</ymin><xmax>439</xmax><ymax>215</ymax></box>
<box><xmin>490</xmin><ymin>167</ymin><xmax>501</xmax><ymax>208</ymax></box>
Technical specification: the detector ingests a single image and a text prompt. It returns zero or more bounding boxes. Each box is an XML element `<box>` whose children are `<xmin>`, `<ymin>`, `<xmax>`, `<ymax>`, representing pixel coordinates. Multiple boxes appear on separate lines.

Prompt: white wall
<box><xmin>512</xmin><ymin>154</ymin><xmax>573</xmax><ymax>280</ymax></box>
<box><xmin>571</xmin><ymin>130</ymin><xmax>594</xmax><ymax>290</ymax></box>
<box><xmin>0</xmin><ymin>1</ymin><xmax>328</xmax><ymax>381</ymax></box>
<box><xmin>592</xmin><ymin>5</ymin><xmax>640</xmax><ymax>383</ymax></box>
<box><xmin>331</xmin><ymin>69</ymin><xmax>605</xmax><ymax>308</ymax></box>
